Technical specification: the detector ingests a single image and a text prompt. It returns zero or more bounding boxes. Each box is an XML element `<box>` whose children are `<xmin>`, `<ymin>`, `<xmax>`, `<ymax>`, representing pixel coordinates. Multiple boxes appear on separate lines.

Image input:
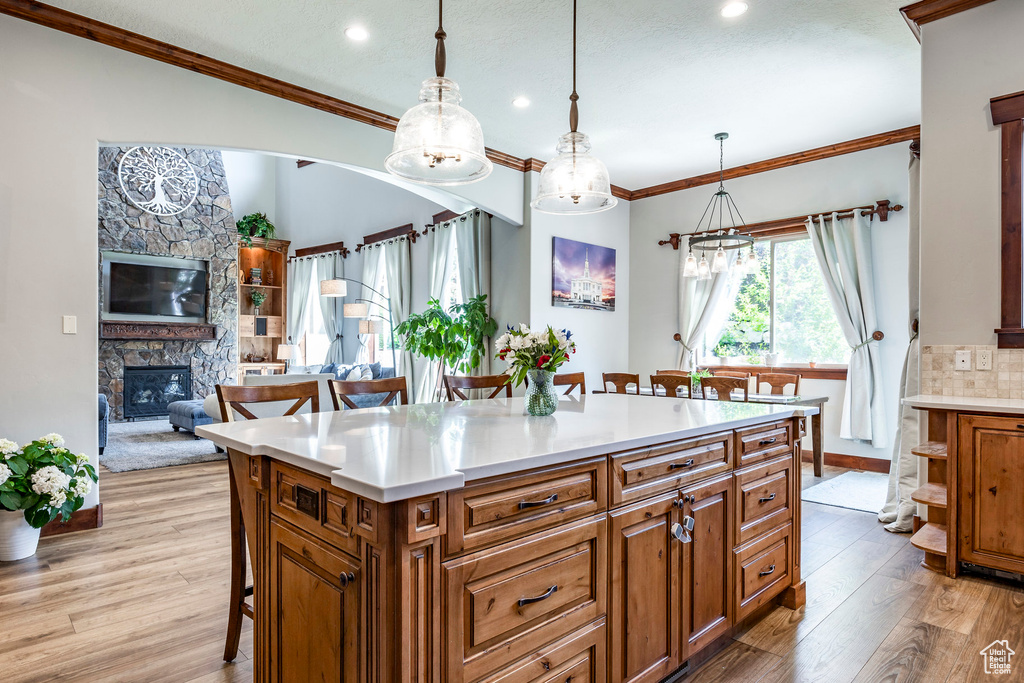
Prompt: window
<box><xmin>298</xmin><ymin>267</ymin><xmax>329</xmax><ymax>366</ymax></box>
<box><xmin>708</xmin><ymin>236</ymin><xmax>848</xmax><ymax>365</ymax></box>
<box><xmin>991</xmin><ymin>90</ymin><xmax>1024</xmax><ymax>347</ymax></box>
<box><xmin>373</xmin><ymin>256</ymin><xmax>397</xmax><ymax>368</ymax></box>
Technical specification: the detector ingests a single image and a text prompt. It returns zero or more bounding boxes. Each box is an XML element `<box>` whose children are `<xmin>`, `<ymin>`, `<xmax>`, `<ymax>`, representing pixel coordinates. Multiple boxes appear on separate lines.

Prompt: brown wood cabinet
<box><xmin>681</xmin><ymin>474</ymin><xmax>733</xmax><ymax>657</ymax></box>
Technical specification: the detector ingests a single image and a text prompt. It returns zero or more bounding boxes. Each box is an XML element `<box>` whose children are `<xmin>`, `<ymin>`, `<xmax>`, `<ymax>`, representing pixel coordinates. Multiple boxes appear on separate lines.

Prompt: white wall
<box><xmin>221</xmin><ymin>150</ymin><xmax>278</xmax><ymax>223</ymax></box>
<box><xmin>919</xmin><ymin>0</ymin><xmax>1024</xmax><ymax>346</ymax></box>
<box><xmin>628</xmin><ymin>144</ymin><xmax>912</xmax><ymax>459</ymax></box>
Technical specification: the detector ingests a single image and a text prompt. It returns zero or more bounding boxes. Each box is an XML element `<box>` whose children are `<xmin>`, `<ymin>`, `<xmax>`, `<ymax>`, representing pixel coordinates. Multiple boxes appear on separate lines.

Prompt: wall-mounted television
<box><xmin>101</xmin><ymin>252</ymin><xmax>209</xmax><ymax>323</ymax></box>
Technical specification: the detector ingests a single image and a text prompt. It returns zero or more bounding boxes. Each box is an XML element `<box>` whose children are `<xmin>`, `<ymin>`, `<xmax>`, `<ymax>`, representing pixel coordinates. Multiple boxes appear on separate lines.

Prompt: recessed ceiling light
<box><xmin>345</xmin><ymin>26</ymin><xmax>369</xmax><ymax>41</ymax></box>
<box><xmin>721</xmin><ymin>2</ymin><xmax>748</xmax><ymax>18</ymax></box>
<box><xmin>512</xmin><ymin>96</ymin><xmax>531</xmax><ymax>108</ymax></box>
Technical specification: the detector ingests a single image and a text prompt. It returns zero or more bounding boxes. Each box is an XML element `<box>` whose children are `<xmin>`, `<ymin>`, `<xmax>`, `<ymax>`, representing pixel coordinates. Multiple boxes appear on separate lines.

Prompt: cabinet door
<box><xmin>269</xmin><ymin>519</ymin><xmax>360</xmax><ymax>683</ymax></box>
<box><xmin>608</xmin><ymin>491</ymin><xmax>680</xmax><ymax>683</ymax></box>
<box><xmin>959</xmin><ymin>415</ymin><xmax>1024</xmax><ymax>573</ymax></box>
<box><xmin>681</xmin><ymin>474</ymin><xmax>733</xmax><ymax>658</ymax></box>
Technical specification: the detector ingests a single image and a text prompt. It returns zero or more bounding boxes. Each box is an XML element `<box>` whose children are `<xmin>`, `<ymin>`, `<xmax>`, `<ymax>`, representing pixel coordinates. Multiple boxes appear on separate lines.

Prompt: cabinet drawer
<box><xmin>476</xmin><ymin>619</ymin><xmax>606</xmax><ymax>683</ymax></box>
<box><xmin>239</xmin><ymin>315</ymin><xmax>255</xmax><ymax>337</ymax></box>
<box><xmin>734</xmin><ymin>456</ymin><xmax>792</xmax><ymax>544</ymax></box>
<box><xmin>735</xmin><ymin>421</ymin><xmax>793</xmax><ymax>468</ymax></box>
<box><xmin>270</xmin><ymin>461</ymin><xmax>378</xmax><ymax>556</ymax></box>
<box><xmin>265</xmin><ymin>316</ymin><xmax>283</xmax><ymax>337</ymax></box>
<box><xmin>610</xmin><ymin>432</ymin><xmax>733</xmax><ymax>505</ymax></box>
<box><xmin>734</xmin><ymin>523</ymin><xmax>792</xmax><ymax>621</ymax></box>
<box><xmin>444</xmin><ymin>516</ymin><xmax>607</xmax><ymax>683</ymax></box>
<box><xmin>447</xmin><ymin>458</ymin><xmax>606</xmax><ymax>557</ymax></box>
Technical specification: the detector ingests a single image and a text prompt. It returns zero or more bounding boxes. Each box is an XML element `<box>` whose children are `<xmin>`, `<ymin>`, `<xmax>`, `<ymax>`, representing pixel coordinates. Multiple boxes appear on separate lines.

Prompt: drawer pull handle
<box><xmin>759</xmin><ymin>437</ymin><xmax>777</xmax><ymax>446</ymax></box>
<box><xmin>340</xmin><ymin>571</ymin><xmax>356</xmax><ymax>587</ymax></box>
<box><xmin>759</xmin><ymin>564</ymin><xmax>776</xmax><ymax>577</ymax></box>
<box><xmin>759</xmin><ymin>493</ymin><xmax>777</xmax><ymax>503</ymax></box>
<box><xmin>669</xmin><ymin>459</ymin><xmax>695</xmax><ymax>470</ymax></box>
<box><xmin>518</xmin><ymin>585</ymin><xmax>558</xmax><ymax>607</ymax></box>
<box><xmin>519</xmin><ymin>493</ymin><xmax>558</xmax><ymax>509</ymax></box>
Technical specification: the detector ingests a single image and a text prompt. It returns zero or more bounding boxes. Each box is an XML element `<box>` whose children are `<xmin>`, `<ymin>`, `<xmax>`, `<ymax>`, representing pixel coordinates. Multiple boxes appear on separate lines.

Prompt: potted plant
<box><xmin>0</xmin><ymin>434</ymin><xmax>97</xmax><ymax>561</ymax></box>
<box><xmin>251</xmin><ymin>288</ymin><xmax>267</xmax><ymax>316</ymax></box>
<box><xmin>495</xmin><ymin>325</ymin><xmax>576</xmax><ymax>416</ymax></box>
<box><xmin>395</xmin><ymin>295</ymin><xmax>498</xmax><ymax>402</ymax></box>
<box><xmin>713</xmin><ymin>342</ymin><xmax>730</xmax><ymax>364</ymax></box>
<box><xmin>236</xmin><ymin>212</ymin><xmax>277</xmax><ymax>247</ymax></box>
<box><xmin>691</xmin><ymin>368</ymin><xmax>711</xmax><ymax>398</ymax></box>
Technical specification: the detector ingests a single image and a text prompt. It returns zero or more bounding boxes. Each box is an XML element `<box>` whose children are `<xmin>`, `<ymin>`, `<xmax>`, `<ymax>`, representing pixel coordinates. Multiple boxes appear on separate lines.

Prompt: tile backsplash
<box><xmin>921</xmin><ymin>345</ymin><xmax>1024</xmax><ymax>399</ymax></box>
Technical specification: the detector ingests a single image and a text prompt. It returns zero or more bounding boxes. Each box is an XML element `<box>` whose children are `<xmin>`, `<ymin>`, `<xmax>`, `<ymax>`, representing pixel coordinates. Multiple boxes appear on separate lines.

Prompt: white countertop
<box><xmin>903</xmin><ymin>394</ymin><xmax>1024</xmax><ymax>415</ymax></box>
<box><xmin>196</xmin><ymin>395</ymin><xmax>816</xmax><ymax>503</ymax></box>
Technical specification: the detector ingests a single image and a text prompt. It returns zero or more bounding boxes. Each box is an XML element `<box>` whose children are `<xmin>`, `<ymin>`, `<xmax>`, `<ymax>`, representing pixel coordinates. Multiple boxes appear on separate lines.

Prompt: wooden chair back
<box><xmin>330</xmin><ymin>377</ymin><xmax>409</xmax><ymax>410</ymax></box>
<box><xmin>712</xmin><ymin>370</ymin><xmax>751</xmax><ymax>379</ymax></box>
<box><xmin>444</xmin><ymin>374</ymin><xmax>512</xmax><ymax>401</ymax></box>
<box><xmin>656</xmin><ymin>369</ymin><xmax>691</xmax><ymax>377</ymax></box>
<box><xmin>650</xmin><ymin>374</ymin><xmax>693</xmax><ymax>398</ymax></box>
<box><xmin>553</xmin><ymin>372</ymin><xmax>587</xmax><ymax>396</ymax></box>
<box><xmin>215</xmin><ymin>381</ymin><xmax>319</xmax><ymax>422</ymax></box>
<box><xmin>603</xmin><ymin>373</ymin><xmax>640</xmax><ymax>395</ymax></box>
<box><xmin>756</xmin><ymin>372</ymin><xmax>801</xmax><ymax>396</ymax></box>
<box><xmin>700</xmin><ymin>376</ymin><xmax>749</xmax><ymax>402</ymax></box>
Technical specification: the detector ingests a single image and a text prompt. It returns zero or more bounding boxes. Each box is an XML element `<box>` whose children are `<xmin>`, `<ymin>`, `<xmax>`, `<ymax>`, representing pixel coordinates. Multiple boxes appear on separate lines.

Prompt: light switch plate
<box><xmin>955</xmin><ymin>349</ymin><xmax>972</xmax><ymax>371</ymax></box>
<box><xmin>62</xmin><ymin>315</ymin><xmax>77</xmax><ymax>335</ymax></box>
<box><xmin>977</xmin><ymin>349</ymin><xmax>993</xmax><ymax>371</ymax></box>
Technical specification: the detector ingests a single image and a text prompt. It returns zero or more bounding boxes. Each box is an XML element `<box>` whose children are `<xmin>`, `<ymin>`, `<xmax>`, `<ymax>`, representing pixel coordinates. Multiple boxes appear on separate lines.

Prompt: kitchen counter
<box><xmin>903</xmin><ymin>393</ymin><xmax>1024</xmax><ymax>415</ymax></box>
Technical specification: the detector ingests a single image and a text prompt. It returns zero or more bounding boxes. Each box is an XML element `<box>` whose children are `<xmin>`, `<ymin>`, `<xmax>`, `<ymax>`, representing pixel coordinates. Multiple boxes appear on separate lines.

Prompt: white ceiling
<box><xmin>48</xmin><ymin>0</ymin><xmax>921</xmax><ymax>189</ymax></box>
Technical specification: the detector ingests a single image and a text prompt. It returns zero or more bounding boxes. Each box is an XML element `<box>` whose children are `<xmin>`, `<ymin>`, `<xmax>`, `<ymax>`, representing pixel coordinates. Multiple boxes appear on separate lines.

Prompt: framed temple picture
<box><xmin>551</xmin><ymin>236</ymin><xmax>616</xmax><ymax>311</ymax></box>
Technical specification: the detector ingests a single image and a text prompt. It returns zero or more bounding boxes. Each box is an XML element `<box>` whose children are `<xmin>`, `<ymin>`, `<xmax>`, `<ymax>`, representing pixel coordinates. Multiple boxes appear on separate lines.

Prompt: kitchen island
<box><xmin>198</xmin><ymin>394</ymin><xmax>813</xmax><ymax>683</ymax></box>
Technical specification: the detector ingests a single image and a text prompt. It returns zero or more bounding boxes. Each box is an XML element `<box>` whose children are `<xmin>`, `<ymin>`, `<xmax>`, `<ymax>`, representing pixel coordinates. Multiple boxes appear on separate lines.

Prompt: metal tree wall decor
<box><xmin>117</xmin><ymin>146</ymin><xmax>199</xmax><ymax>216</ymax></box>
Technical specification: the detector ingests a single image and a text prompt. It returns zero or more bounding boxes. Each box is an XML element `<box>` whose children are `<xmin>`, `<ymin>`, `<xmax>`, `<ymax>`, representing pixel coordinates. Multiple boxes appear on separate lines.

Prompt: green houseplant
<box><xmin>236</xmin><ymin>212</ymin><xmax>277</xmax><ymax>247</ymax></box>
<box><xmin>250</xmin><ymin>288</ymin><xmax>267</xmax><ymax>315</ymax></box>
<box><xmin>395</xmin><ymin>295</ymin><xmax>498</xmax><ymax>402</ymax></box>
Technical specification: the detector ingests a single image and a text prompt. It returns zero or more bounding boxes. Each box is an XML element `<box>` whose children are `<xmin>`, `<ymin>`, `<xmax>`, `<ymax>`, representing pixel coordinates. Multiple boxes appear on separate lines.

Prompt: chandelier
<box><xmin>682</xmin><ymin>132</ymin><xmax>757</xmax><ymax>280</ymax></box>
<box><xmin>385</xmin><ymin>0</ymin><xmax>492</xmax><ymax>185</ymax></box>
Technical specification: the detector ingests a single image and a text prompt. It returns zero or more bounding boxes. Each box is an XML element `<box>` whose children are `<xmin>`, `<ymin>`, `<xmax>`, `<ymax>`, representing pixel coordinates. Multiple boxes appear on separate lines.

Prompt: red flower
<box><xmin>564</xmin><ymin>353</ymin><xmax>570</xmax><ymax>360</ymax></box>
<box><xmin>537</xmin><ymin>354</ymin><xmax>551</xmax><ymax>368</ymax></box>
<box><xmin>571</xmin><ymin>347</ymin><xmax>576</xmax><ymax>353</ymax></box>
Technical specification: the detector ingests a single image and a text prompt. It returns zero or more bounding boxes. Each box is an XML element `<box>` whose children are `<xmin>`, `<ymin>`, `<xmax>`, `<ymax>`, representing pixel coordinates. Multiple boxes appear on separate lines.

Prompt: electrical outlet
<box><xmin>955</xmin><ymin>349</ymin><xmax>972</xmax><ymax>371</ymax></box>
<box><xmin>62</xmin><ymin>315</ymin><xmax>77</xmax><ymax>335</ymax></box>
<box><xmin>977</xmin><ymin>349</ymin><xmax>993</xmax><ymax>371</ymax></box>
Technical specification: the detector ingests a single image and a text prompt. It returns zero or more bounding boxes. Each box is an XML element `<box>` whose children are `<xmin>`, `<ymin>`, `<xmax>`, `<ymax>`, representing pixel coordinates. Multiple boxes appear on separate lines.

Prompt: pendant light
<box><xmin>682</xmin><ymin>132</ymin><xmax>755</xmax><ymax>278</ymax></box>
<box><xmin>385</xmin><ymin>0</ymin><xmax>492</xmax><ymax>185</ymax></box>
<box><xmin>531</xmin><ymin>0</ymin><xmax>616</xmax><ymax>214</ymax></box>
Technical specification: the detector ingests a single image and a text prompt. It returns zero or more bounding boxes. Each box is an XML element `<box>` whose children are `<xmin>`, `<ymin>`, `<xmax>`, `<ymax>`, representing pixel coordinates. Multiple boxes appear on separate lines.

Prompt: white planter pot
<box><xmin>0</xmin><ymin>509</ymin><xmax>41</xmax><ymax>561</ymax></box>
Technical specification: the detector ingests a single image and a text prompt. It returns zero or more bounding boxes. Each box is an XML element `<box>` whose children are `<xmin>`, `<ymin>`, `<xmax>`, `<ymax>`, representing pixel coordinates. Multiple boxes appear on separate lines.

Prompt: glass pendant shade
<box><xmin>320</xmin><ymin>279</ymin><xmax>347</xmax><ymax>297</ymax></box>
<box><xmin>711</xmin><ymin>247</ymin><xmax>729</xmax><ymax>273</ymax></box>
<box><xmin>683</xmin><ymin>251</ymin><xmax>699</xmax><ymax>278</ymax></box>
<box><xmin>746</xmin><ymin>248</ymin><xmax>758</xmax><ymax>270</ymax></box>
<box><xmin>386</xmin><ymin>77</ymin><xmax>492</xmax><ymax>186</ymax></box>
<box><xmin>697</xmin><ymin>256</ymin><xmax>712</xmax><ymax>280</ymax></box>
<box><xmin>532</xmin><ymin>132</ymin><xmax>617</xmax><ymax>215</ymax></box>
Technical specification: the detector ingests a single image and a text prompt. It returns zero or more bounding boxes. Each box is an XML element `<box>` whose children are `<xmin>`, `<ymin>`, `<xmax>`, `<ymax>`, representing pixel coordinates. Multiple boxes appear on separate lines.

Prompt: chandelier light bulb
<box><xmin>746</xmin><ymin>247</ymin><xmax>758</xmax><ymax>269</ymax></box>
<box><xmin>683</xmin><ymin>250</ymin><xmax>699</xmax><ymax>278</ymax></box>
<box><xmin>711</xmin><ymin>246</ymin><xmax>729</xmax><ymax>274</ymax></box>
<box><xmin>732</xmin><ymin>252</ymin><xmax>747</xmax><ymax>276</ymax></box>
<box><xmin>697</xmin><ymin>255</ymin><xmax>712</xmax><ymax>280</ymax></box>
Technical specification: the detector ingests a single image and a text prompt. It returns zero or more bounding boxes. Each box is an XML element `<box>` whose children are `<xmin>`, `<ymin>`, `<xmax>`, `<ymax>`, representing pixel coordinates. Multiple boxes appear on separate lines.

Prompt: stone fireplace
<box><xmin>123</xmin><ymin>365</ymin><xmax>192</xmax><ymax>420</ymax></box>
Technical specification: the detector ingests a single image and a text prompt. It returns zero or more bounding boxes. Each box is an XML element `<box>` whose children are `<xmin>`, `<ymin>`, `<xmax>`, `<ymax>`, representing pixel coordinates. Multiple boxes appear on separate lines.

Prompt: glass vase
<box><xmin>524</xmin><ymin>369</ymin><xmax>558</xmax><ymax>416</ymax></box>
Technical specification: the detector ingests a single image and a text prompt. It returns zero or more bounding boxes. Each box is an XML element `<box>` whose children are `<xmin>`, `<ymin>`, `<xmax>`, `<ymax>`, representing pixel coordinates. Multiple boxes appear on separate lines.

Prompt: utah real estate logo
<box><xmin>980</xmin><ymin>640</ymin><xmax>1015</xmax><ymax>675</ymax></box>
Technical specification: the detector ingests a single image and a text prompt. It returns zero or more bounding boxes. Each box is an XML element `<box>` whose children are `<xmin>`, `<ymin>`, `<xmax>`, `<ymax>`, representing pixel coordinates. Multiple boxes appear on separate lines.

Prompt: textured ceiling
<box><xmin>46</xmin><ymin>0</ymin><xmax>921</xmax><ymax>188</ymax></box>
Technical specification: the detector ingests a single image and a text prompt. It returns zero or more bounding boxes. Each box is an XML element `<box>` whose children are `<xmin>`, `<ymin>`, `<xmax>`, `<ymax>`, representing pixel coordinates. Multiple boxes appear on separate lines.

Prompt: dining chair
<box><xmin>656</xmin><ymin>369</ymin><xmax>691</xmax><ymax>377</ymax></box>
<box><xmin>711</xmin><ymin>370</ymin><xmax>751</xmax><ymax>379</ymax></box>
<box><xmin>330</xmin><ymin>376</ymin><xmax>409</xmax><ymax>410</ymax></box>
<box><xmin>214</xmin><ymin>381</ymin><xmax>319</xmax><ymax>663</ymax></box>
<box><xmin>553</xmin><ymin>372</ymin><xmax>587</xmax><ymax>396</ymax></box>
<box><xmin>602</xmin><ymin>372</ymin><xmax>641</xmax><ymax>394</ymax></box>
<box><xmin>756</xmin><ymin>372</ymin><xmax>801</xmax><ymax>396</ymax></box>
<box><xmin>444</xmin><ymin>374</ymin><xmax>512</xmax><ymax>400</ymax></box>
<box><xmin>700</xmin><ymin>375</ymin><xmax>749</xmax><ymax>402</ymax></box>
<box><xmin>650</xmin><ymin>374</ymin><xmax>693</xmax><ymax>398</ymax></box>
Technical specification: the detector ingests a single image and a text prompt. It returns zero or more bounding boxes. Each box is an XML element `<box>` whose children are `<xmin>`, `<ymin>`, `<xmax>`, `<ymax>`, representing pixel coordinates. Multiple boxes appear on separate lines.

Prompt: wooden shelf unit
<box><xmin>909</xmin><ymin>410</ymin><xmax>953</xmax><ymax>575</ymax></box>
<box><xmin>237</xmin><ymin>237</ymin><xmax>290</xmax><ymax>383</ymax></box>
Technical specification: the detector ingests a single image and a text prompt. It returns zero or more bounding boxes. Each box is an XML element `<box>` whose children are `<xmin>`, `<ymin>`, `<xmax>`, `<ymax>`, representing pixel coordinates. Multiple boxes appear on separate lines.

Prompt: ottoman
<box><xmin>168</xmin><ymin>399</ymin><xmax>214</xmax><ymax>437</ymax></box>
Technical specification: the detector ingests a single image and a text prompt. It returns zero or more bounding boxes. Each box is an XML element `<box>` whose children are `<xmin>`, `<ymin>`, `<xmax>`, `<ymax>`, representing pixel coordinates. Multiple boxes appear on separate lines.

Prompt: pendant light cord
<box><xmin>569</xmin><ymin>0</ymin><xmax>579</xmax><ymax>133</ymax></box>
<box><xmin>435</xmin><ymin>0</ymin><xmax>447</xmax><ymax>78</ymax></box>
<box><xmin>718</xmin><ymin>137</ymin><xmax>725</xmax><ymax>191</ymax></box>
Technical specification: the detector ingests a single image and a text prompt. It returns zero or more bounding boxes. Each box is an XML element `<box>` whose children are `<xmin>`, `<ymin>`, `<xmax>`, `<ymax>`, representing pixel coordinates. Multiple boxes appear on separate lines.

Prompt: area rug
<box><xmin>801</xmin><ymin>470</ymin><xmax>889</xmax><ymax>513</ymax></box>
<box><xmin>101</xmin><ymin>419</ymin><xmax>225</xmax><ymax>472</ymax></box>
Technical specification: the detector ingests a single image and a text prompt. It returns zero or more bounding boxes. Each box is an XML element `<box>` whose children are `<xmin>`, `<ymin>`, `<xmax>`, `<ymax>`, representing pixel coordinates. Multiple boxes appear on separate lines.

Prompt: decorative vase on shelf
<box><xmin>524</xmin><ymin>369</ymin><xmax>559</xmax><ymax>417</ymax></box>
<box><xmin>254</xmin><ymin>307</ymin><xmax>260</xmax><ymax>317</ymax></box>
<box><xmin>0</xmin><ymin>510</ymin><xmax>41</xmax><ymax>562</ymax></box>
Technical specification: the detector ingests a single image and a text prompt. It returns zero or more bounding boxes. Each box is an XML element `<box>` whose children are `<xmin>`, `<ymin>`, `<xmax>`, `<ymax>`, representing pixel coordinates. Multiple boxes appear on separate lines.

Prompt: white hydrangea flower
<box><xmin>73</xmin><ymin>478</ymin><xmax>92</xmax><ymax>498</ymax></box>
<box><xmin>31</xmin><ymin>465</ymin><xmax>72</xmax><ymax>500</ymax></box>
<box><xmin>0</xmin><ymin>438</ymin><xmax>18</xmax><ymax>458</ymax></box>
<box><xmin>76</xmin><ymin>453</ymin><xmax>89</xmax><ymax>465</ymax></box>
<box><xmin>519</xmin><ymin>323</ymin><xmax>531</xmax><ymax>333</ymax></box>
<box><xmin>0</xmin><ymin>462</ymin><xmax>11</xmax><ymax>487</ymax></box>
<box><xmin>40</xmin><ymin>433</ymin><xmax>65</xmax><ymax>448</ymax></box>
<box><xmin>49</xmin><ymin>489</ymin><xmax>67</xmax><ymax>510</ymax></box>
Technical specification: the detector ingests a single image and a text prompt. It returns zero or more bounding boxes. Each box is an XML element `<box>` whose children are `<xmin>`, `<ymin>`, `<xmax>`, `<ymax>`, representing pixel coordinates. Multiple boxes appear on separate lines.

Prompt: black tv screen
<box><xmin>108</xmin><ymin>261</ymin><xmax>207</xmax><ymax>318</ymax></box>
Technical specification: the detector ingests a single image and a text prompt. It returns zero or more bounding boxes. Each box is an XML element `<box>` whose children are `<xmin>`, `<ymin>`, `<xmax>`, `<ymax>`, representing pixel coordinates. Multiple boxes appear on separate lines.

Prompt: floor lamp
<box><xmin>320</xmin><ymin>278</ymin><xmax>397</xmax><ymax>371</ymax></box>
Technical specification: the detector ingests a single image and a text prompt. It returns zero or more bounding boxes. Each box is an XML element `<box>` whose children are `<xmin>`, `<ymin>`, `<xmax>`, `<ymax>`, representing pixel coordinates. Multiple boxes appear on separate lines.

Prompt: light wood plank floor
<box><xmin>0</xmin><ymin>462</ymin><xmax>1020</xmax><ymax>682</ymax></box>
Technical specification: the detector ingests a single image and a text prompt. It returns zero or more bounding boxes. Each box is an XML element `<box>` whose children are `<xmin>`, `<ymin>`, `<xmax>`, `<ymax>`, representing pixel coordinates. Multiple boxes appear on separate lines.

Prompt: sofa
<box><xmin>98</xmin><ymin>393</ymin><xmax>109</xmax><ymax>455</ymax></box>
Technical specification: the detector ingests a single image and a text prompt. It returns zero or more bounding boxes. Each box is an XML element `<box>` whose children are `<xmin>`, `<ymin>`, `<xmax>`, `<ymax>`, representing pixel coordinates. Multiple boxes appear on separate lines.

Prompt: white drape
<box><xmin>455</xmin><ymin>210</ymin><xmax>492</xmax><ymax>377</ymax></box>
<box><xmin>415</xmin><ymin>221</ymin><xmax>456</xmax><ymax>403</ymax></box>
<box><xmin>806</xmin><ymin>212</ymin><xmax>887</xmax><ymax>448</ymax></box>
<box><xmin>356</xmin><ymin>248</ymin><xmax>384</xmax><ymax>364</ymax></box>
<box><xmin>385</xmin><ymin>239</ymin><xmax>414</xmax><ymax>388</ymax></box>
<box><xmin>286</xmin><ymin>255</ymin><xmax>314</xmax><ymax>347</ymax></box>
<box><xmin>879</xmin><ymin>151</ymin><xmax>921</xmax><ymax>531</ymax></box>
<box><xmin>676</xmin><ymin>250</ymin><xmax>735</xmax><ymax>370</ymax></box>
<box><xmin>316</xmin><ymin>252</ymin><xmax>346</xmax><ymax>365</ymax></box>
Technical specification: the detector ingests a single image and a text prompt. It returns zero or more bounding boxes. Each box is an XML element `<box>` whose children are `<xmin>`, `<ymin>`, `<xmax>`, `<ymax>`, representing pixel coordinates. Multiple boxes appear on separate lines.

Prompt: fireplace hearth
<box><xmin>123</xmin><ymin>365</ymin><xmax>191</xmax><ymax>420</ymax></box>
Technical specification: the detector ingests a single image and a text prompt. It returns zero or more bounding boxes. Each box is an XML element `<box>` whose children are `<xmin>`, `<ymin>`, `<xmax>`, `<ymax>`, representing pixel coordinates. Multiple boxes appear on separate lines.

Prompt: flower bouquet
<box><xmin>496</xmin><ymin>324</ymin><xmax>576</xmax><ymax>416</ymax></box>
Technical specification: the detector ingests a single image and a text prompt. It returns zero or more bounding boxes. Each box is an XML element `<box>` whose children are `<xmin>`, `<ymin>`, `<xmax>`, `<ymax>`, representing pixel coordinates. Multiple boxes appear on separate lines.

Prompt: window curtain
<box><xmin>675</xmin><ymin>250</ymin><xmax>735</xmax><ymax>370</ymax></box>
<box><xmin>879</xmin><ymin>148</ymin><xmax>921</xmax><ymax>532</ymax></box>
<box><xmin>316</xmin><ymin>252</ymin><xmax>346</xmax><ymax>366</ymax></box>
<box><xmin>415</xmin><ymin>221</ymin><xmax>456</xmax><ymax>402</ymax></box>
<box><xmin>286</xmin><ymin>255</ymin><xmax>314</xmax><ymax>348</ymax></box>
<box><xmin>805</xmin><ymin>212</ymin><xmax>887</xmax><ymax>448</ymax></box>
<box><xmin>455</xmin><ymin>210</ymin><xmax>492</xmax><ymax>378</ymax></box>
<box><xmin>356</xmin><ymin>248</ymin><xmax>384</xmax><ymax>364</ymax></box>
<box><xmin>385</xmin><ymin>239</ymin><xmax>414</xmax><ymax>389</ymax></box>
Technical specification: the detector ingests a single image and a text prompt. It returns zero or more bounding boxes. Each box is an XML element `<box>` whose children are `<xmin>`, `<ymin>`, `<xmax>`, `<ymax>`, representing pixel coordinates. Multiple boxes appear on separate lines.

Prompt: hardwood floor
<box><xmin>0</xmin><ymin>462</ymin><xmax>1020</xmax><ymax>682</ymax></box>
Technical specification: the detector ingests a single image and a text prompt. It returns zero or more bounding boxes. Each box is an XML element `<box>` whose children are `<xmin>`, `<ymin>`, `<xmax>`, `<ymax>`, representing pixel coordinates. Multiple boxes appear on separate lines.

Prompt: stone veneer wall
<box><xmin>97</xmin><ymin>147</ymin><xmax>238</xmax><ymax>421</ymax></box>
<box><xmin>921</xmin><ymin>345</ymin><xmax>1024</xmax><ymax>400</ymax></box>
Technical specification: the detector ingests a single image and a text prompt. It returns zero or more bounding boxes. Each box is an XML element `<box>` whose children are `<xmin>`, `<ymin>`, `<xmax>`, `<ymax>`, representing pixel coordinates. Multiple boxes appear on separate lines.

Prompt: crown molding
<box><xmin>900</xmin><ymin>0</ymin><xmax>997</xmax><ymax>41</ymax></box>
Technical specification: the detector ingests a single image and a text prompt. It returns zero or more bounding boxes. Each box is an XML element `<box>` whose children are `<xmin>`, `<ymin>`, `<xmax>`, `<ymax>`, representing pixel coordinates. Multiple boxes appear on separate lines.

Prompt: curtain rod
<box><xmin>291</xmin><ymin>240</ymin><xmax>350</xmax><ymax>259</ymax></box>
<box><xmin>658</xmin><ymin>199</ymin><xmax>902</xmax><ymax>250</ymax></box>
